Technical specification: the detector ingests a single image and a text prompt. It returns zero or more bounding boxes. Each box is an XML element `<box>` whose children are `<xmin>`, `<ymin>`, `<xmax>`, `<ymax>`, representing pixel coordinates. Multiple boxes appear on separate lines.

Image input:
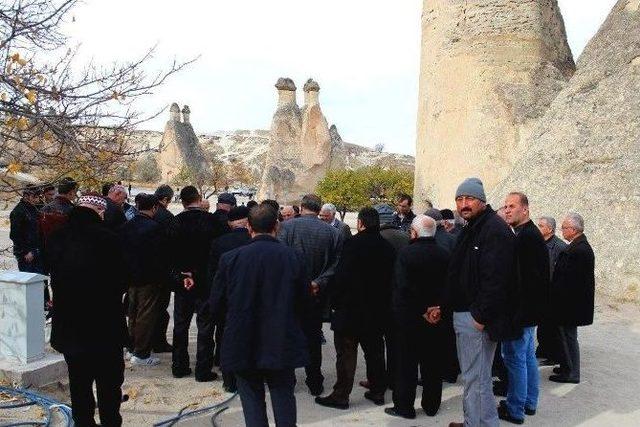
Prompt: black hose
<box><xmin>153</xmin><ymin>393</ymin><xmax>238</xmax><ymax>427</ymax></box>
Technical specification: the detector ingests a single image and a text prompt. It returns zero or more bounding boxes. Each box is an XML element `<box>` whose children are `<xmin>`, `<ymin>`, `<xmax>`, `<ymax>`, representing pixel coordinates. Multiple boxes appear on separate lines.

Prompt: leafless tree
<box><xmin>0</xmin><ymin>0</ymin><xmax>195</xmax><ymax>199</ymax></box>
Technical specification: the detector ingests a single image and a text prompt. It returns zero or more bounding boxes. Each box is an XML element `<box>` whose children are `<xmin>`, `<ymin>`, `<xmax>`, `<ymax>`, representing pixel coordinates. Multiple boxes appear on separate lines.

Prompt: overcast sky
<box><xmin>64</xmin><ymin>0</ymin><xmax>618</xmax><ymax>155</ymax></box>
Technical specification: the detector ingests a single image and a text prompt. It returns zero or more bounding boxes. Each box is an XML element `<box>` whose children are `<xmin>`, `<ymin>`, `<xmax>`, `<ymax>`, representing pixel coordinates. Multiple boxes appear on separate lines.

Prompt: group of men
<box><xmin>8</xmin><ymin>176</ymin><xmax>595</xmax><ymax>427</ymax></box>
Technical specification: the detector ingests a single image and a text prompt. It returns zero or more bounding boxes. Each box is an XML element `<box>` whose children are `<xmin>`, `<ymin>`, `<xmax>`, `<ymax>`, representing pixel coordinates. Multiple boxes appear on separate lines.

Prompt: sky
<box><xmin>62</xmin><ymin>0</ymin><xmax>618</xmax><ymax>155</ymax></box>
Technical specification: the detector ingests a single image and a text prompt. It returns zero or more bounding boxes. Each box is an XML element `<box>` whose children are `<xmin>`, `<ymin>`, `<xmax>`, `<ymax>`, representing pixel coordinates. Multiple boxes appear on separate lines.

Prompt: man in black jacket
<box><xmin>10</xmin><ymin>185</ymin><xmax>44</xmax><ymax>274</ymax></box>
<box><xmin>431</xmin><ymin>178</ymin><xmax>518</xmax><ymax>427</ymax></box>
<box><xmin>212</xmin><ymin>192</ymin><xmax>236</xmax><ymax>237</ymax></box>
<box><xmin>104</xmin><ymin>184</ymin><xmax>127</xmax><ymax>229</ymax></box>
<box><xmin>391</xmin><ymin>194</ymin><xmax>416</xmax><ymax>233</ymax></box>
<box><xmin>211</xmin><ymin>205</ymin><xmax>310</xmax><ymax>426</ymax></box>
<box><xmin>385</xmin><ymin>214</ymin><xmax>450</xmax><ymax>420</ymax></box>
<box><xmin>46</xmin><ymin>195</ymin><xmax>127</xmax><ymax>426</ymax></box>
<box><xmin>425</xmin><ymin>208</ymin><xmax>456</xmax><ymax>254</ymax></box>
<box><xmin>151</xmin><ymin>184</ymin><xmax>176</xmax><ymax>353</ymax></box>
<box><xmin>315</xmin><ymin>207</ymin><xmax>395</xmax><ymax>409</ymax></box>
<box><xmin>278</xmin><ymin>194</ymin><xmax>340</xmax><ymax>396</ymax></box>
<box><xmin>549</xmin><ymin>212</ymin><xmax>595</xmax><ymax>384</ymax></box>
<box><xmin>170</xmin><ymin>186</ymin><xmax>218</xmax><ymax>381</ymax></box>
<box><xmin>499</xmin><ymin>192</ymin><xmax>550</xmax><ymax>424</ymax></box>
<box><xmin>120</xmin><ymin>194</ymin><xmax>168</xmax><ymax>366</ymax></box>
<box><xmin>208</xmin><ymin>205</ymin><xmax>252</xmax><ymax>392</ymax></box>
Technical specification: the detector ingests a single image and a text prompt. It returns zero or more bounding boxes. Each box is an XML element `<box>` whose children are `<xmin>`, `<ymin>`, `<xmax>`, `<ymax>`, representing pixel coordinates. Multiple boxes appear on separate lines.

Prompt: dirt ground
<box><xmin>1</xmin><ymin>211</ymin><xmax>640</xmax><ymax>426</ymax></box>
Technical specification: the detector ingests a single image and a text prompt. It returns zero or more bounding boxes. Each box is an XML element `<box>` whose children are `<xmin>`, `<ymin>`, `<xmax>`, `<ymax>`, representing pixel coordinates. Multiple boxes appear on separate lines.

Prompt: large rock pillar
<box><xmin>413</xmin><ymin>0</ymin><xmax>575</xmax><ymax>209</ymax></box>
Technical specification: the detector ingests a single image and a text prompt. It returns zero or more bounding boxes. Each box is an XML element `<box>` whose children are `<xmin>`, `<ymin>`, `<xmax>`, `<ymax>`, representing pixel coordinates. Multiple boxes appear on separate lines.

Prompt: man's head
<box><xmin>108</xmin><ymin>185</ymin><xmax>127</xmax><ymax>207</ymax></box>
<box><xmin>180</xmin><ymin>186</ymin><xmax>201</xmax><ymax>207</ymax></box>
<box><xmin>373</xmin><ymin>203</ymin><xmax>394</xmax><ymax>226</ymax></box>
<box><xmin>503</xmin><ymin>192</ymin><xmax>530</xmax><ymax>227</ymax></box>
<box><xmin>300</xmin><ymin>194</ymin><xmax>322</xmax><ymax>215</ymax></box>
<box><xmin>281</xmin><ymin>205</ymin><xmax>295</xmax><ymax>221</ymax></box>
<box><xmin>77</xmin><ymin>194</ymin><xmax>107</xmax><ymax>219</ymax></box>
<box><xmin>58</xmin><ymin>177</ymin><xmax>78</xmax><ymax>200</ymax></box>
<box><xmin>410</xmin><ymin>214</ymin><xmax>436</xmax><ymax>240</ymax></box>
<box><xmin>396</xmin><ymin>194</ymin><xmax>413</xmax><ymax>216</ymax></box>
<box><xmin>561</xmin><ymin>212</ymin><xmax>584</xmax><ymax>242</ymax></box>
<box><xmin>248</xmin><ymin>204</ymin><xmax>279</xmax><ymax>236</ymax></box>
<box><xmin>537</xmin><ymin>216</ymin><xmax>556</xmax><ymax>240</ymax></box>
<box><xmin>217</xmin><ymin>193</ymin><xmax>237</xmax><ymax>212</ymax></box>
<box><xmin>154</xmin><ymin>184</ymin><xmax>174</xmax><ymax>208</ymax></box>
<box><xmin>440</xmin><ymin>208</ymin><xmax>455</xmax><ymax>232</ymax></box>
<box><xmin>22</xmin><ymin>185</ymin><xmax>39</xmax><ymax>205</ymax></box>
<box><xmin>200</xmin><ymin>199</ymin><xmax>211</xmax><ymax>211</ymax></box>
<box><xmin>260</xmin><ymin>199</ymin><xmax>280</xmax><ymax>215</ymax></box>
<box><xmin>319</xmin><ymin>203</ymin><xmax>337</xmax><ymax>223</ymax></box>
<box><xmin>455</xmin><ymin>178</ymin><xmax>486</xmax><ymax>221</ymax></box>
<box><xmin>246</xmin><ymin>200</ymin><xmax>259</xmax><ymax>210</ymax></box>
<box><xmin>228</xmin><ymin>206</ymin><xmax>250</xmax><ymax>229</ymax></box>
<box><xmin>42</xmin><ymin>185</ymin><xmax>55</xmax><ymax>203</ymax></box>
<box><xmin>136</xmin><ymin>193</ymin><xmax>158</xmax><ymax>216</ymax></box>
<box><xmin>357</xmin><ymin>207</ymin><xmax>380</xmax><ymax>232</ymax></box>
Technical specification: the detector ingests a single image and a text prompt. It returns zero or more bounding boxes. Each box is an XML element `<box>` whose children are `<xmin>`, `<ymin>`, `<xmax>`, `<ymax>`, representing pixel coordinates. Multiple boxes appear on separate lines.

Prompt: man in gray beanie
<box><xmin>427</xmin><ymin>177</ymin><xmax>519</xmax><ymax>427</ymax></box>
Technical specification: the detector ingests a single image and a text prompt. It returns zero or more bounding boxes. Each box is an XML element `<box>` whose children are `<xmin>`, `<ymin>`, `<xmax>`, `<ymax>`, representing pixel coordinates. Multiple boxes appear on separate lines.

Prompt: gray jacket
<box><xmin>545</xmin><ymin>235</ymin><xmax>568</xmax><ymax>278</ymax></box>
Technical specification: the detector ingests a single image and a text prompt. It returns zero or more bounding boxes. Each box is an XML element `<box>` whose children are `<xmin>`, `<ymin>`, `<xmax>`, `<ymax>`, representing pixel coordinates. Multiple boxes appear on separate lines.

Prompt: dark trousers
<box><xmin>536</xmin><ymin>324</ymin><xmax>560</xmax><ymax>361</ymax></box>
<box><xmin>64</xmin><ymin>349</ymin><xmax>124</xmax><ymax>427</ymax></box>
<box><xmin>17</xmin><ymin>255</ymin><xmax>48</xmax><ymax>303</ymax></box>
<box><xmin>303</xmin><ymin>314</ymin><xmax>324</xmax><ymax>389</ymax></box>
<box><xmin>392</xmin><ymin>321</ymin><xmax>443</xmax><ymax>416</ymax></box>
<box><xmin>128</xmin><ymin>284</ymin><xmax>161</xmax><ymax>358</ymax></box>
<box><xmin>236</xmin><ymin>369</ymin><xmax>297</xmax><ymax>427</ymax></box>
<box><xmin>558</xmin><ymin>326</ymin><xmax>580</xmax><ymax>381</ymax></box>
<box><xmin>172</xmin><ymin>292</ymin><xmax>214</xmax><ymax>376</ymax></box>
<box><xmin>152</xmin><ymin>287</ymin><xmax>172</xmax><ymax>349</ymax></box>
<box><xmin>493</xmin><ymin>344</ymin><xmax>508</xmax><ymax>384</ymax></box>
<box><xmin>332</xmin><ymin>330</ymin><xmax>386</xmax><ymax>401</ymax></box>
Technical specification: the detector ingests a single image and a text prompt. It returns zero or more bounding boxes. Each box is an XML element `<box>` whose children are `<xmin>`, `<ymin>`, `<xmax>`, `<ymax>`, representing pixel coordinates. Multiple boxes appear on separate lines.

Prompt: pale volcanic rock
<box><xmin>491</xmin><ymin>0</ymin><xmax>640</xmax><ymax>301</ymax></box>
<box><xmin>158</xmin><ymin>103</ymin><xmax>209</xmax><ymax>184</ymax></box>
<box><xmin>413</xmin><ymin>0</ymin><xmax>575</xmax><ymax>209</ymax></box>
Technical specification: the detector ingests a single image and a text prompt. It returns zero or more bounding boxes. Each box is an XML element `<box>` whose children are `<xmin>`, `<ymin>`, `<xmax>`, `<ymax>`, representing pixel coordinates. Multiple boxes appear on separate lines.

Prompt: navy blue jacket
<box><xmin>211</xmin><ymin>235</ymin><xmax>310</xmax><ymax>373</ymax></box>
<box><xmin>119</xmin><ymin>213</ymin><xmax>168</xmax><ymax>287</ymax></box>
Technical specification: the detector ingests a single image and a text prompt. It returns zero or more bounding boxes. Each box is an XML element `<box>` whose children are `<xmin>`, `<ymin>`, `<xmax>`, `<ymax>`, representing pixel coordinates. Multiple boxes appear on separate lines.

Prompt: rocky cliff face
<box><xmin>413</xmin><ymin>0</ymin><xmax>575</xmax><ymax>209</ymax></box>
<box><xmin>491</xmin><ymin>0</ymin><xmax>640</xmax><ymax>301</ymax></box>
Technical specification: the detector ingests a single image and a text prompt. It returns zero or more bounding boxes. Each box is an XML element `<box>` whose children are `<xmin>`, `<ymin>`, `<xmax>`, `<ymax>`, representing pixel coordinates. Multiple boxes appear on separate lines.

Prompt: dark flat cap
<box><xmin>217</xmin><ymin>193</ymin><xmax>237</xmax><ymax>206</ymax></box>
<box><xmin>228</xmin><ymin>206</ymin><xmax>249</xmax><ymax>221</ymax></box>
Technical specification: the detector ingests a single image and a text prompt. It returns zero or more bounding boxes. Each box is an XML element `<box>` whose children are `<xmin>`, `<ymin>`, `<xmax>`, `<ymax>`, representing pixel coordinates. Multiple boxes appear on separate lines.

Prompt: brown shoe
<box><xmin>448</xmin><ymin>423</ymin><xmax>463</xmax><ymax>427</ymax></box>
<box><xmin>359</xmin><ymin>380</ymin><xmax>371</xmax><ymax>389</ymax></box>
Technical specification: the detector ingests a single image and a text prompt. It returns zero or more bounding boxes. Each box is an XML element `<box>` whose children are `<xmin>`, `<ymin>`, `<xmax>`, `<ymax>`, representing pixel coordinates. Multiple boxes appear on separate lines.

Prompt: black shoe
<box><xmin>223</xmin><ymin>383</ymin><xmax>237</xmax><ymax>393</ymax></box>
<box><xmin>384</xmin><ymin>407</ymin><xmax>416</xmax><ymax>419</ymax></box>
<box><xmin>153</xmin><ymin>342</ymin><xmax>173</xmax><ymax>353</ymax></box>
<box><xmin>195</xmin><ymin>371</ymin><xmax>219</xmax><ymax>382</ymax></box>
<box><xmin>549</xmin><ymin>375</ymin><xmax>579</xmax><ymax>384</ymax></box>
<box><xmin>539</xmin><ymin>359</ymin><xmax>557</xmax><ymax>367</ymax></box>
<box><xmin>172</xmin><ymin>367</ymin><xmax>192</xmax><ymax>378</ymax></box>
<box><xmin>497</xmin><ymin>404</ymin><xmax>524</xmax><ymax>425</ymax></box>
<box><xmin>315</xmin><ymin>395</ymin><xmax>349</xmax><ymax>410</ymax></box>
<box><xmin>553</xmin><ymin>367</ymin><xmax>569</xmax><ymax>375</ymax></box>
<box><xmin>320</xmin><ymin>330</ymin><xmax>327</xmax><ymax>345</ymax></box>
<box><xmin>364</xmin><ymin>391</ymin><xmax>385</xmax><ymax>406</ymax></box>
<box><xmin>307</xmin><ymin>384</ymin><xmax>324</xmax><ymax>396</ymax></box>
<box><xmin>493</xmin><ymin>380</ymin><xmax>507</xmax><ymax>397</ymax></box>
<box><xmin>444</xmin><ymin>375</ymin><xmax>458</xmax><ymax>384</ymax></box>
<box><xmin>499</xmin><ymin>399</ymin><xmax>534</xmax><ymax>416</ymax></box>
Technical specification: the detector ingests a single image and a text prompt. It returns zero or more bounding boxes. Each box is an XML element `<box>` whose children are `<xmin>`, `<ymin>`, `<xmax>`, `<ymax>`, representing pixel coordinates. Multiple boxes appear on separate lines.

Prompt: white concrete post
<box><xmin>0</xmin><ymin>271</ymin><xmax>48</xmax><ymax>364</ymax></box>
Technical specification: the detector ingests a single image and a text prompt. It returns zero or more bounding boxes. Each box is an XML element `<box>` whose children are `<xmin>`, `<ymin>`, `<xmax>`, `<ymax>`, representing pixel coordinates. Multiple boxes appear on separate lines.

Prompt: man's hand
<box><xmin>182</xmin><ymin>272</ymin><xmax>195</xmax><ymax>291</ymax></box>
<box><xmin>310</xmin><ymin>281</ymin><xmax>320</xmax><ymax>296</ymax></box>
<box><xmin>24</xmin><ymin>252</ymin><xmax>34</xmax><ymax>263</ymax></box>
<box><xmin>472</xmin><ymin>318</ymin><xmax>485</xmax><ymax>331</ymax></box>
<box><xmin>424</xmin><ymin>306</ymin><xmax>441</xmax><ymax>324</ymax></box>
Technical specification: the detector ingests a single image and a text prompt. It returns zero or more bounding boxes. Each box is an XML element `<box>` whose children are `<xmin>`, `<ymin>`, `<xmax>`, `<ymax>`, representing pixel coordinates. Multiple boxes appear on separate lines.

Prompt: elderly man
<box><xmin>281</xmin><ymin>205</ymin><xmax>296</xmax><ymax>221</ymax></box>
<box><xmin>208</xmin><ymin>206</ymin><xmax>252</xmax><ymax>392</ymax></box>
<box><xmin>315</xmin><ymin>207</ymin><xmax>395</xmax><ymax>409</ymax></box>
<box><xmin>46</xmin><ymin>195</ymin><xmax>127</xmax><ymax>426</ymax></box>
<box><xmin>499</xmin><ymin>192</ymin><xmax>550</xmax><ymax>424</ymax></box>
<box><xmin>385</xmin><ymin>215</ymin><xmax>450</xmax><ymax>420</ymax></box>
<box><xmin>425</xmin><ymin>208</ymin><xmax>456</xmax><ymax>254</ymax></box>
<box><xmin>104</xmin><ymin>184</ymin><xmax>127</xmax><ymax>229</ymax></box>
<box><xmin>278</xmin><ymin>194</ymin><xmax>341</xmax><ymax>396</ymax></box>
<box><xmin>430</xmin><ymin>178</ymin><xmax>518</xmax><ymax>427</ymax></box>
<box><xmin>536</xmin><ymin>216</ymin><xmax>568</xmax><ymax>364</ymax></box>
<box><xmin>319</xmin><ymin>203</ymin><xmax>352</xmax><ymax>241</ymax></box>
<box><xmin>211</xmin><ymin>205</ymin><xmax>310</xmax><ymax>427</ymax></box>
<box><xmin>212</xmin><ymin>193</ymin><xmax>236</xmax><ymax>237</ymax></box>
<box><xmin>391</xmin><ymin>194</ymin><xmax>416</xmax><ymax>233</ymax></box>
<box><xmin>549</xmin><ymin>213</ymin><xmax>595</xmax><ymax>384</ymax></box>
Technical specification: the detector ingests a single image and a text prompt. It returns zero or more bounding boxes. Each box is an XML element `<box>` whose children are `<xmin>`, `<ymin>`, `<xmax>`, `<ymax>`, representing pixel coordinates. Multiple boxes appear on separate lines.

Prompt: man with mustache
<box><xmin>428</xmin><ymin>178</ymin><xmax>519</xmax><ymax>427</ymax></box>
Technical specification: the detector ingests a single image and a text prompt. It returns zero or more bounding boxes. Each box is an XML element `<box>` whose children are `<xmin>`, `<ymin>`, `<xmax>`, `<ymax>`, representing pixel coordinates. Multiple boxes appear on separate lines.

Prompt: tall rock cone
<box><xmin>491</xmin><ymin>0</ymin><xmax>640</xmax><ymax>301</ymax></box>
<box><xmin>413</xmin><ymin>0</ymin><xmax>575</xmax><ymax>209</ymax></box>
<box><xmin>158</xmin><ymin>103</ymin><xmax>209</xmax><ymax>184</ymax></box>
<box><xmin>299</xmin><ymin>79</ymin><xmax>332</xmax><ymax>182</ymax></box>
<box><xmin>258</xmin><ymin>78</ymin><xmax>303</xmax><ymax>202</ymax></box>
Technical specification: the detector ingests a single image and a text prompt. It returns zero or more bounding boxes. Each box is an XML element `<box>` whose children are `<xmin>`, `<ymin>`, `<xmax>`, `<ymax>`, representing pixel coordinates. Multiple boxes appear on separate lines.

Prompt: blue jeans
<box><xmin>502</xmin><ymin>327</ymin><xmax>539</xmax><ymax>419</ymax></box>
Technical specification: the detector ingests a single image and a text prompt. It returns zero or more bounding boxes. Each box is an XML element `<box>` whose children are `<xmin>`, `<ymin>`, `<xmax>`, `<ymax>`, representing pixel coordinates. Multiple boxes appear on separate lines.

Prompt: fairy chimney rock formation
<box><xmin>258</xmin><ymin>78</ymin><xmax>342</xmax><ymax>202</ymax></box>
<box><xmin>491</xmin><ymin>0</ymin><xmax>640</xmax><ymax>301</ymax></box>
<box><xmin>413</xmin><ymin>0</ymin><xmax>575</xmax><ymax>209</ymax></box>
<box><xmin>158</xmin><ymin>103</ymin><xmax>209</xmax><ymax>184</ymax></box>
